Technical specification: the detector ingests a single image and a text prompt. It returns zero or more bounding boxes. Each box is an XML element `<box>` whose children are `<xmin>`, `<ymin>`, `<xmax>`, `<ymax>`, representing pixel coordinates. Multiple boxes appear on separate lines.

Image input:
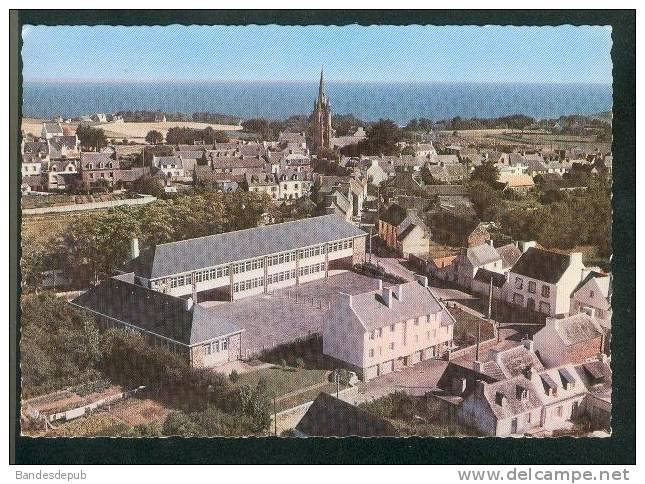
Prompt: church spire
<box><xmin>318</xmin><ymin>67</ymin><xmax>327</xmax><ymax>105</ymax></box>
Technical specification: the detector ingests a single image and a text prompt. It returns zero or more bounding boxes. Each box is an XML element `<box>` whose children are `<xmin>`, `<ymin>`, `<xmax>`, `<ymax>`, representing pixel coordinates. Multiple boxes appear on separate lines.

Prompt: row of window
<box><xmin>267</xmin><ymin>251</ymin><xmax>297</xmax><ymax>266</ymax></box>
<box><xmin>233</xmin><ymin>258</ymin><xmax>265</xmax><ymax>274</ymax></box>
<box><xmin>88</xmin><ymin>172</ymin><xmax>114</xmax><ymax>179</ymax></box>
<box><xmin>233</xmin><ymin>276</ymin><xmax>264</xmax><ymax>293</ymax></box>
<box><xmin>268</xmin><ymin>269</ymin><xmax>297</xmax><ymax>285</ymax></box>
<box><xmin>368</xmin><ymin>315</ymin><xmax>436</xmax><ymax>340</ymax></box>
<box><xmin>515</xmin><ymin>277</ymin><xmax>551</xmax><ymax>297</ymax></box>
<box><xmin>203</xmin><ymin>338</ymin><xmax>229</xmax><ymax>355</ymax></box>
<box><xmin>299</xmin><ymin>262</ymin><xmax>325</xmax><ymax>277</ymax></box>
<box><xmin>86</xmin><ymin>162</ymin><xmax>114</xmax><ymax>169</ymax></box>
<box><xmin>194</xmin><ymin>266</ymin><xmax>230</xmax><ymax>284</ymax></box>
<box><xmin>512</xmin><ymin>293</ymin><xmax>551</xmax><ymax>314</ymax></box>
<box><xmin>329</xmin><ymin>239</ymin><xmax>353</xmax><ymax>252</ymax></box>
<box><xmin>299</xmin><ymin>245</ymin><xmax>324</xmax><ymax>259</ymax></box>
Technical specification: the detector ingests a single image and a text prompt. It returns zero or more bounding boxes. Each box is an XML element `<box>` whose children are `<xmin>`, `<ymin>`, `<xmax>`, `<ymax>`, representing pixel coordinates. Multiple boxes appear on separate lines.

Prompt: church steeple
<box><xmin>311</xmin><ymin>68</ymin><xmax>332</xmax><ymax>154</ymax></box>
<box><xmin>318</xmin><ymin>68</ymin><xmax>327</xmax><ymax>106</ymax></box>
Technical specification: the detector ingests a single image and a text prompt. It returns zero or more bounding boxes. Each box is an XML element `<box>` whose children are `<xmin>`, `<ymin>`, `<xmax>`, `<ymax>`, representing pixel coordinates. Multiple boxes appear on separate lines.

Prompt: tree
<box><xmin>468</xmin><ymin>180</ymin><xmax>503</xmax><ymax>222</ymax></box>
<box><xmin>76</xmin><ymin>125</ymin><xmax>108</xmax><ymax>151</ymax></box>
<box><xmin>20</xmin><ymin>292</ymin><xmax>102</xmax><ymax>397</ymax></box>
<box><xmin>470</xmin><ymin>160</ymin><xmax>500</xmax><ymax>186</ymax></box>
<box><xmin>145</xmin><ymin>130</ymin><xmax>164</xmax><ymax>145</ymax></box>
<box><xmin>131</xmin><ymin>176</ymin><xmax>165</xmax><ymax>198</ymax></box>
<box><xmin>400</xmin><ymin>146</ymin><xmax>416</xmax><ymax>156</ymax></box>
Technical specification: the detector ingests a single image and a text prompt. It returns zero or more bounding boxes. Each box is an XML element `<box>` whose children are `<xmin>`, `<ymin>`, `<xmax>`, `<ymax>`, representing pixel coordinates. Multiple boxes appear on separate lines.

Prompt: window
<box><xmin>214</xmin><ymin>341</ymin><xmax>220</xmax><ymax>353</ymax></box>
<box><xmin>539</xmin><ymin>302</ymin><xmax>551</xmax><ymax>314</ymax></box>
<box><xmin>513</xmin><ymin>293</ymin><xmax>524</xmax><ymax>305</ymax></box>
<box><xmin>528</xmin><ymin>281</ymin><xmax>536</xmax><ymax>294</ymax></box>
<box><xmin>541</xmin><ymin>285</ymin><xmax>550</xmax><ymax>298</ymax></box>
<box><xmin>204</xmin><ymin>344</ymin><xmax>211</xmax><ymax>355</ymax></box>
<box><xmin>221</xmin><ymin>339</ymin><xmax>228</xmax><ymax>351</ymax></box>
<box><xmin>369</xmin><ymin>331</ymin><xmax>375</xmax><ymax>340</ymax></box>
<box><xmin>515</xmin><ymin>277</ymin><xmax>523</xmax><ymax>289</ymax></box>
<box><xmin>556</xmin><ymin>406</ymin><xmax>563</xmax><ymax>418</ymax></box>
<box><xmin>590</xmin><ymin>290</ymin><xmax>594</xmax><ymax>298</ymax></box>
<box><xmin>526</xmin><ymin>412</ymin><xmax>532</xmax><ymax>423</ymax></box>
<box><xmin>390</xmin><ymin>324</ymin><xmax>395</xmax><ymax>332</ymax></box>
<box><xmin>414</xmin><ymin>318</ymin><xmax>419</xmax><ymax>326</ymax></box>
<box><xmin>369</xmin><ymin>349</ymin><xmax>374</xmax><ymax>358</ymax></box>
<box><xmin>377</xmin><ymin>328</ymin><xmax>382</xmax><ymax>338</ymax></box>
<box><xmin>389</xmin><ymin>343</ymin><xmax>395</xmax><ymax>350</ymax></box>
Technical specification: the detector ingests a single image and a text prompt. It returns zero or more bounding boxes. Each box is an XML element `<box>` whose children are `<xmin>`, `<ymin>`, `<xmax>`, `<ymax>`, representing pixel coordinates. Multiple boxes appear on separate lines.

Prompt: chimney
<box><xmin>523</xmin><ymin>366</ymin><xmax>533</xmax><ymax>380</ymax></box>
<box><xmin>382</xmin><ymin>287</ymin><xmax>393</xmax><ymax>308</ymax></box>
<box><xmin>487</xmin><ymin>239</ymin><xmax>494</xmax><ymax>247</ymax></box>
<box><xmin>473</xmin><ymin>360</ymin><xmax>483</xmax><ymax>373</ymax></box>
<box><xmin>597</xmin><ymin>353</ymin><xmax>608</xmax><ymax>364</ymax></box>
<box><xmin>378</xmin><ymin>279</ymin><xmax>383</xmax><ymax>292</ymax></box>
<box><xmin>184</xmin><ymin>297</ymin><xmax>194</xmax><ymax>312</ymax></box>
<box><xmin>393</xmin><ymin>284</ymin><xmax>404</xmax><ymax>301</ymax></box>
<box><xmin>522</xmin><ymin>338</ymin><xmax>534</xmax><ymax>352</ymax></box>
<box><xmin>519</xmin><ymin>241</ymin><xmax>537</xmax><ymax>253</ymax></box>
<box><xmin>130</xmin><ymin>238</ymin><xmax>139</xmax><ymax>260</ymax></box>
<box><xmin>416</xmin><ymin>275</ymin><xmax>428</xmax><ymax>288</ymax></box>
<box><xmin>569</xmin><ymin>251</ymin><xmax>583</xmax><ymax>268</ymax></box>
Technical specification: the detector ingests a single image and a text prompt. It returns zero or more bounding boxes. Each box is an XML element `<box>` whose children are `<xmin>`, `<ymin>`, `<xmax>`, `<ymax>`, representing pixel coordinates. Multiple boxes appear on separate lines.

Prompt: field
<box><xmin>21</xmin><ymin>117</ymin><xmax>242</xmax><ymax>142</ymax></box>
<box><xmin>235</xmin><ymin>366</ymin><xmax>330</xmax><ymax>399</ymax></box>
<box><xmin>95</xmin><ymin>121</ymin><xmax>242</xmax><ymax>141</ymax></box>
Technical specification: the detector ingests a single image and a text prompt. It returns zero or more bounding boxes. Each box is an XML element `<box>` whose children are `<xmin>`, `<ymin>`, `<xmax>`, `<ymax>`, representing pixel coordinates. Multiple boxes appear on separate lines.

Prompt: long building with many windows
<box><xmin>125</xmin><ymin>214</ymin><xmax>367</xmax><ymax>302</ymax></box>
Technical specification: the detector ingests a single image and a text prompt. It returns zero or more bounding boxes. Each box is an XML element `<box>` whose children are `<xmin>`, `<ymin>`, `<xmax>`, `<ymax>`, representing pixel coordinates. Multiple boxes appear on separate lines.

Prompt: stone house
<box><xmin>569</xmin><ymin>271</ymin><xmax>612</xmax><ymax>324</ymax></box>
<box><xmin>454</xmin><ymin>241</ymin><xmax>504</xmax><ymax>289</ymax></box>
<box><xmin>323</xmin><ymin>277</ymin><xmax>455</xmax><ymax>381</ymax></box>
<box><xmin>504</xmin><ymin>244</ymin><xmax>586</xmax><ymax>317</ymax></box>
<box><xmin>532</xmin><ymin>313</ymin><xmax>605</xmax><ymax>368</ymax></box>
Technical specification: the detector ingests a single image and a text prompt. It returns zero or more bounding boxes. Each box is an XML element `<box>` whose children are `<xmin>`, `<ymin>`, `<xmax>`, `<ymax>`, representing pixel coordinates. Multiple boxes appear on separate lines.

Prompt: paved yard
<box><xmin>201</xmin><ymin>271</ymin><xmax>387</xmax><ymax>357</ymax></box>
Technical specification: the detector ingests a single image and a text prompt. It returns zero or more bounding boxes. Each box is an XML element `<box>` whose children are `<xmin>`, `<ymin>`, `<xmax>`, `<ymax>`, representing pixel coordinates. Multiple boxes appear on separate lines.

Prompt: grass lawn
<box><xmin>235</xmin><ymin>366</ymin><xmax>329</xmax><ymax>399</ymax></box>
<box><xmin>452</xmin><ymin>307</ymin><xmax>495</xmax><ymax>346</ymax></box>
<box><xmin>275</xmin><ymin>382</ymin><xmax>348</xmax><ymax>412</ymax></box>
<box><xmin>47</xmin><ymin>412</ymin><xmax>134</xmax><ymax>437</ymax></box>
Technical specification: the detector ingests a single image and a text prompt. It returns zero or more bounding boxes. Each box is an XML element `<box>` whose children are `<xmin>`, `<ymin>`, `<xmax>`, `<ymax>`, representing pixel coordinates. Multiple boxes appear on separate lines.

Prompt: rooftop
<box><xmin>127</xmin><ymin>214</ymin><xmax>366</xmax><ymax>279</ymax></box>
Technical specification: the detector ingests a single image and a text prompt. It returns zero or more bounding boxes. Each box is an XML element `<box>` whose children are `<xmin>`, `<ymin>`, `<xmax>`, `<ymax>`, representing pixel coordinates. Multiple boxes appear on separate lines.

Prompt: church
<box><xmin>311</xmin><ymin>69</ymin><xmax>332</xmax><ymax>153</ymax></box>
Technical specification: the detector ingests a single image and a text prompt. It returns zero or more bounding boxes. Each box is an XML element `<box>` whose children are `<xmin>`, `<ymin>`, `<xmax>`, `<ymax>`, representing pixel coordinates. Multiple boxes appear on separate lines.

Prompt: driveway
<box><xmin>367</xmin><ymin>254</ymin><xmax>416</xmax><ymax>282</ymax></box>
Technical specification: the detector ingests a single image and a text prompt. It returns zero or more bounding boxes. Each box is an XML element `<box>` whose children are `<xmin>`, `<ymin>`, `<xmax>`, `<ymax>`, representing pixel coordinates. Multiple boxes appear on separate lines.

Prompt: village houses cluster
<box><xmin>23</xmin><ymin>72</ymin><xmax>613</xmax><ymax>437</ymax></box>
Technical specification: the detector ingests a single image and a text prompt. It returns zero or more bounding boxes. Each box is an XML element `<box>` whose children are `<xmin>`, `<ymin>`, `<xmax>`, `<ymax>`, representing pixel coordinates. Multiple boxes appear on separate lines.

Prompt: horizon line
<box><xmin>22</xmin><ymin>77</ymin><xmax>614</xmax><ymax>86</ymax></box>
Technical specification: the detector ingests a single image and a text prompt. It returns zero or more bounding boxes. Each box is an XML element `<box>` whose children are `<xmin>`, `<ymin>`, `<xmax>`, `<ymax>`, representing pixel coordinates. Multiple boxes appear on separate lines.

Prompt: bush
<box><xmin>295</xmin><ymin>357</ymin><xmax>305</xmax><ymax>369</ymax></box>
<box><xmin>229</xmin><ymin>369</ymin><xmax>240</xmax><ymax>383</ymax></box>
<box><xmin>280</xmin><ymin>359</ymin><xmax>287</xmax><ymax>370</ymax></box>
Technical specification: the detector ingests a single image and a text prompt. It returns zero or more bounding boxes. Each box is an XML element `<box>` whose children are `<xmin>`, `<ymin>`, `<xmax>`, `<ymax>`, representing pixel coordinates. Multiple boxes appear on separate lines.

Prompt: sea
<box><xmin>22</xmin><ymin>81</ymin><xmax>613</xmax><ymax>124</ymax></box>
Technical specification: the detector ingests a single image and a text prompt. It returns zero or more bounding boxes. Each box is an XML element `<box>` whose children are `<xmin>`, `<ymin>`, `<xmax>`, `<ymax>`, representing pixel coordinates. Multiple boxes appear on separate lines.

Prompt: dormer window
<box><xmin>590</xmin><ymin>290</ymin><xmax>594</xmax><ymax>298</ymax></box>
<box><xmin>516</xmin><ymin>385</ymin><xmax>528</xmax><ymax>401</ymax></box>
<box><xmin>99</xmin><ymin>162</ymin><xmax>104</xmax><ymax>169</ymax></box>
<box><xmin>515</xmin><ymin>277</ymin><xmax>523</xmax><ymax>289</ymax></box>
<box><xmin>109</xmin><ymin>162</ymin><xmax>113</xmax><ymax>168</ymax></box>
<box><xmin>495</xmin><ymin>392</ymin><xmax>506</xmax><ymax>407</ymax></box>
<box><xmin>87</xmin><ymin>163</ymin><xmax>93</xmax><ymax>169</ymax></box>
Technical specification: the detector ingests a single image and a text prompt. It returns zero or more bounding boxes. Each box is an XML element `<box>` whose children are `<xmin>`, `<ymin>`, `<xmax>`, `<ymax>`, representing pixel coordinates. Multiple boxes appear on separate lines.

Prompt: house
<box><xmin>364</xmin><ymin>159</ymin><xmax>389</xmax><ymax>186</ymax></box>
<box><xmin>378</xmin><ymin>204</ymin><xmax>431</xmax><ymax>257</ymax></box>
<box><xmin>426</xmin><ymin>163</ymin><xmax>467</xmax><ymax>183</ymax></box>
<box><xmin>21</xmin><ymin>155</ymin><xmax>43</xmax><ymax>177</ymax></box>
<box><xmin>245</xmin><ymin>173</ymin><xmax>279</xmax><ymax>199</ymax></box>
<box><xmin>498</xmin><ymin>173</ymin><xmax>535</xmax><ymax>193</ymax></box>
<box><xmin>79</xmin><ymin>152</ymin><xmax>119</xmax><ymax>188</ymax></box>
<box><xmin>152</xmin><ymin>156</ymin><xmax>184</xmax><ymax>179</ymax></box>
<box><xmin>48</xmin><ymin>135</ymin><xmax>80</xmax><ymax>159</ymax></box>
<box><xmin>315</xmin><ymin>175</ymin><xmax>367</xmax><ymax>219</ymax></box>
<box><xmin>504</xmin><ymin>245</ymin><xmax>586</xmax><ymax>317</ymax></box>
<box><xmin>575</xmin><ymin>356</ymin><xmax>612</xmax><ymax>430</ymax></box>
<box><xmin>323</xmin><ymin>277</ymin><xmax>455</xmax><ymax>381</ymax></box>
<box><xmin>278</xmin><ymin>131</ymin><xmax>307</xmax><ymax>150</ymax></box>
<box><xmin>276</xmin><ymin>170</ymin><xmax>314</xmax><ymax>200</ymax></box>
<box><xmin>294</xmin><ymin>392</ymin><xmax>398</xmax><ymax>437</ymax></box>
<box><xmin>71</xmin><ymin>273</ymin><xmax>244</xmax><ymax>369</ymax></box>
<box><xmin>532</xmin><ymin>313</ymin><xmax>606</xmax><ymax>368</ymax></box>
<box><xmin>46</xmin><ymin>160</ymin><xmax>78</xmax><ymax>191</ymax></box>
<box><xmin>125</xmin><ymin>214</ymin><xmax>367</xmax><ymax>302</ymax></box>
<box><xmin>471</xmin><ymin>268</ymin><xmax>506</xmax><ymax>301</ymax></box>
<box><xmin>22</xmin><ymin>140</ymin><xmax>50</xmax><ymax>162</ymax></box>
<box><xmin>454</xmin><ymin>242</ymin><xmax>504</xmax><ymax>289</ymax></box>
<box><xmin>41</xmin><ymin>122</ymin><xmax>64</xmax><ymax>139</ymax></box>
<box><xmin>495</xmin><ymin>243</ymin><xmax>522</xmax><ymax>271</ymax></box>
<box><xmin>193</xmin><ymin>166</ymin><xmax>242</xmax><ymax>192</ymax></box>
<box><xmin>569</xmin><ymin>271</ymin><xmax>612</xmax><ymax>324</ymax></box>
<box><xmin>208</xmin><ymin>155</ymin><xmax>265</xmax><ymax>175</ymax></box>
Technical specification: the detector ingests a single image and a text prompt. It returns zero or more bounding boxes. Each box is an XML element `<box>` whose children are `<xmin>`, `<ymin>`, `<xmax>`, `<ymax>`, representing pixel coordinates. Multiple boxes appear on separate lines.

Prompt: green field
<box><xmin>235</xmin><ymin>366</ymin><xmax>330</xmax><ymax>399</ymax></box>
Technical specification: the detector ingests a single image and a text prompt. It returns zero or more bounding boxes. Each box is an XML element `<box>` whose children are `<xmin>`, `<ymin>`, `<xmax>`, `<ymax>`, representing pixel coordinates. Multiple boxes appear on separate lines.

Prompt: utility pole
<box><xmin>368</xmin><ymin>227</ymin><xmax>373</xmax><ymax>264</ymax></box>
<box><xmin>335</xmin><ymin>371</ymin><xmax>340</xmax><ymax>399</ymax></box>
<box><xmin>273</xmin><ymin>396</ymin><xmax>277</xmax><ymax>436</ymax></box>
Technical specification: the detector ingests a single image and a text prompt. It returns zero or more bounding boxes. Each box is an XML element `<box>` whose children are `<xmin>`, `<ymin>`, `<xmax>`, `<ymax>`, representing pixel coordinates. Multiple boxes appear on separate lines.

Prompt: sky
<box><xmin>21</xmin><ymin>25</ymin><xmax>613</xmax><ymax>84</ymax></box>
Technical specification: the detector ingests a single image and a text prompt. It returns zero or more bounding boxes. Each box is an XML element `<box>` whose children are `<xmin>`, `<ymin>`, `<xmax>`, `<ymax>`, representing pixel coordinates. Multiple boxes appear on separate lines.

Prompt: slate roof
<box><xmin>510</xmin><ymin>247</ymin><xmax>572</xmax><ymax>284</ymax></box>
<box><xmin>295</xmin><ymin>392</ymin><xmax>398</xmax><ymax>437</ymax></box>
<box><xmin>473</xmin><ymin>268</ymin><xmax>506</xmax><ymax>288</ymax></box>
<box><xmin>481</xmin><ymin>376</ymin><xmax>543</xmax><ymax>420</ymax></box>
<box><xmin>550</xmin><ymin>313</ymin><xmax>603</xmax><ymax>346</ymax></box>
<box><xmin>126</xmin><ymin>214</ymin><xmax>366</xmax><ymax>279</ymax></box>
<box><xmin>23</xmin><ymin>141</ymin><xmax>49</xmax><ymax>155</ymax></box>
<box><xmin>153</xmin><ymin>156</ymin><xmax>183</xmax><ymax>169</ymax></box>
<box><xmin>348</xmin><ymin>280</ymin><xmax>455</xmax><ymax>331</ymax></box>
<box><xmin>425</xmin><ymin>185</ymin><xmax>469</xmax><ymax>197</ymax></box>
<box><xmin>71</xmin><ymin>275</ymin><xmax>242</xmax><ymax>345</ymax></box>
<box><xmin>495</xmin><ymin>345</ymin><xmax>545</xmax><ymax>379</ymax></box>
<box><xmin>496</xmin><ymin>243</ymin><xmax>522</xmax><ymax>269</ymax></box>
<box><xmin>467</xmin><ymin>243</ymin><xmax>502</xmax><ymax>267</ymax></box>
<box><xmin>571</xmin><ymin>271</ymin><xmax>610</xmax><ymax>299</ymax></box>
